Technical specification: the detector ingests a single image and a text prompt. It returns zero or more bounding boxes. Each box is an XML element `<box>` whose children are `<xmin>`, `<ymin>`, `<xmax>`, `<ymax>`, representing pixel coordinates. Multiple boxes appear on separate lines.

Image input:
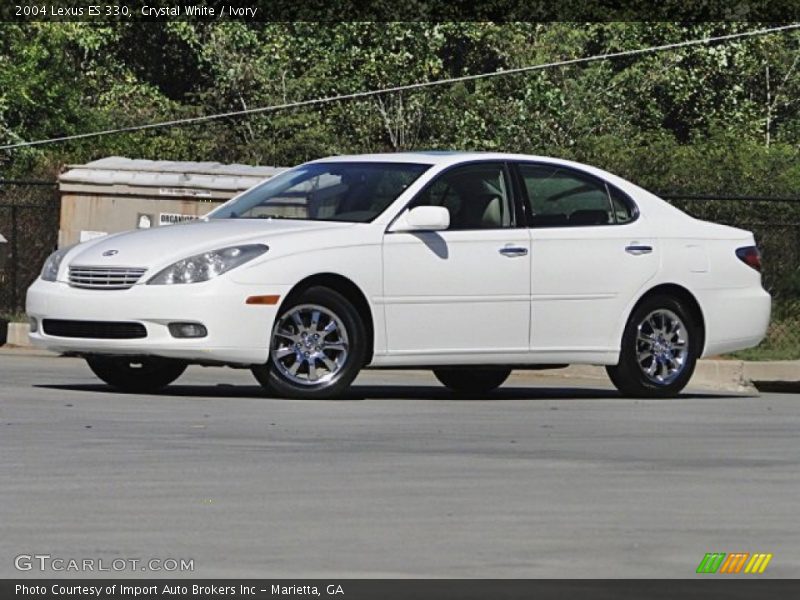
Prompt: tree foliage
<box><xmin>1</xmin><ymin>21</ymin><xmax>799</xmax><ymax>198</ymax></box>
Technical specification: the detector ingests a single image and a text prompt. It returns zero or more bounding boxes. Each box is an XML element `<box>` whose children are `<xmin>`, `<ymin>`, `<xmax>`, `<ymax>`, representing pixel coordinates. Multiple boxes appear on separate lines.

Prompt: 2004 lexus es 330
<box><xmin>27</xmin><ymin>153</ymin><xmax>771</xmax><ymax>399</ymax></box>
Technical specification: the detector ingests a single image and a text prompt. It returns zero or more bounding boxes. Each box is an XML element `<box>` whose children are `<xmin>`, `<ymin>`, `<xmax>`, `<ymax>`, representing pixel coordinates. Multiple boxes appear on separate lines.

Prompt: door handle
<box><xmin>499</xmin><ymin>246</ymin><xmax>528</xmax><ymax>257</ymax></box>
<box><xmin>625</xmin><ymin>245</ymin><xmax>653</xmax><ymax>255</ymax></box>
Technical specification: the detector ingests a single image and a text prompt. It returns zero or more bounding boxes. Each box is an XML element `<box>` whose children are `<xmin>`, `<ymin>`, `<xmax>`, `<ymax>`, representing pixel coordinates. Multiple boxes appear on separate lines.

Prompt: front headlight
<box><xmin>147</xmin><ymin>244</ymin><xmax>268</xmax><ymax>285</ymax></box>
<box><xmin>41</xmin><ymin>247</ymin><xmax>71</xmax><ymax>282</ymax></box>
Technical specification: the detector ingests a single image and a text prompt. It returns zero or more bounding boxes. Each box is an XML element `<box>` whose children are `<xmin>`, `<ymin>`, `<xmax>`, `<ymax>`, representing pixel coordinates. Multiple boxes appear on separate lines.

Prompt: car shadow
<box><xmin>33</xmin><ymin>383</ymin><xmax>747</xmax><ymax>401</ymax></box>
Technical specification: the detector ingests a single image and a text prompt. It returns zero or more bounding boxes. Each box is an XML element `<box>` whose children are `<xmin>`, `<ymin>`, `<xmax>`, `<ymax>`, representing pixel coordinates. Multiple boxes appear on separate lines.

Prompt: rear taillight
<box><xmin>736</xmin><ymin>246</ymin><xmax>762</xmax><ymax>272</ymax></box>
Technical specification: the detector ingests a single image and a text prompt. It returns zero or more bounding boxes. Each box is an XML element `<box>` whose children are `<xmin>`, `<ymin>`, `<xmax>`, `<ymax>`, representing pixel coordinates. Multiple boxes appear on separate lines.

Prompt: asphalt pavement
<box><xmin>1</xmin><ymin>353</ymin><xmax>798</xmax><ymax>578</ymax></box>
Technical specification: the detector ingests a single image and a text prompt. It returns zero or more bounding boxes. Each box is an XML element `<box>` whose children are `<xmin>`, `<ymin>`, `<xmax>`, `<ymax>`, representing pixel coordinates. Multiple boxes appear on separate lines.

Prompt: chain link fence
<box><xmin>0</xmin><ymin>180</ymin><xmax>59</xmax><ymax>317</ymax></box>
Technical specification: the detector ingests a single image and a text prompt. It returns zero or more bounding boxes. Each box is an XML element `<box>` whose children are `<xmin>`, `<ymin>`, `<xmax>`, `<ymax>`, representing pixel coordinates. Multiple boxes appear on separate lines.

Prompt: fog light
<box><xmin>29</xmin><ymin>317</ymin><xmax>38</xmax><ymax>333</ymax></box>
<box><xmin>168</xmin><ymin>322</ymin><xmax>207</xmax><ymax>338</ymax></box>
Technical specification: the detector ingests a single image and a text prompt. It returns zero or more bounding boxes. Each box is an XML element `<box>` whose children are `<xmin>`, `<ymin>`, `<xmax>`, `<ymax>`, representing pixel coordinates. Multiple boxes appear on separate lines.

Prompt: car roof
<box><xmin>306</xmin><ymin>152</ymin><xmax>642</xmax><ymax>194</ymax></box>
<box><xmin>308</xmin><ymin>151</ymin><xmax>572</xmax><ymax>167</ymax></box>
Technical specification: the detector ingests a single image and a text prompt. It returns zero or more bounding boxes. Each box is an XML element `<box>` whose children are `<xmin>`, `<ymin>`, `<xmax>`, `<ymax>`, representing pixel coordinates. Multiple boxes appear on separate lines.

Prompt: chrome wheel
<box><xmin>270</xmin><ymin>303</ymin><xmax>349</xmax><ymax>386</ymax></box>
<box><xmin>635</xmin><ymin>309</ymin><xmax>689</xmax><ymax>385</ymax></box>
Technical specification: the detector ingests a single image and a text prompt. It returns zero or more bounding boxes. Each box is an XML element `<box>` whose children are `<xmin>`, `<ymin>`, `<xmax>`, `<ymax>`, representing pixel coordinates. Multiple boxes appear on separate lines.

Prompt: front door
<box><xmin>382</xmin><ymin>162</ymin><xmax>531</xmax><ymax>356</ymax></box>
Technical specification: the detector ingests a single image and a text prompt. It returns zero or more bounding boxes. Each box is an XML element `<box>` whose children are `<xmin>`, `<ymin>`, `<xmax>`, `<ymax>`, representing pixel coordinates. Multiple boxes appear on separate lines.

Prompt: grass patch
<box><xmin>0</xmin><ymin>312</ymin><xmax>27</xmax><ymax>323</ymax></box>
<box><xmin>730</xmin><ymin>346</ymin><xmax>800</xmax><ymax>361</ymax></box>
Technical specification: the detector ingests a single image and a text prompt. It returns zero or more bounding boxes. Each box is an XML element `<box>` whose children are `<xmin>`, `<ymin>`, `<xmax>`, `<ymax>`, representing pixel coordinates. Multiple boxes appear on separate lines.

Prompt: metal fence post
<box><xmin>10</xmin><ymin>204</ymin><xmax>18</xmax><ymax>312</ymax></box>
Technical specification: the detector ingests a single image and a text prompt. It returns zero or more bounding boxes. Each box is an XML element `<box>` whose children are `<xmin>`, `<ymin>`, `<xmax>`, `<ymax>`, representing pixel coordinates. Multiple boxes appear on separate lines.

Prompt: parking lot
<box><xmin>1</xmin><ymin>352</ymin><xmax>799</xmax><ymax>578</ymax></box>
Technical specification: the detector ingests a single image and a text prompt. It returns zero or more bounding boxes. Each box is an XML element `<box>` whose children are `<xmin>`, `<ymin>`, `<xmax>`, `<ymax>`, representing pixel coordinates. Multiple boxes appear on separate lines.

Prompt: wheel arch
<box><xmin>627</xmin><ymin>283</ymin><xmax>706</xmax><ymax>355</ymax></box>
<box><xmin>280</xmin><ymin>273</ymin><xmax>375</xmax><ymax>365</ymax></box>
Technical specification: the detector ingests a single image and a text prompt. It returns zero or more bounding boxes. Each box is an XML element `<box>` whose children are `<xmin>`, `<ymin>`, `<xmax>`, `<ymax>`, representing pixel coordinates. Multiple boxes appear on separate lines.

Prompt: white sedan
<box><xmin>27</xmin><ymin>153</ymin><xmax>770</xmax><ymax>398</ymax></box>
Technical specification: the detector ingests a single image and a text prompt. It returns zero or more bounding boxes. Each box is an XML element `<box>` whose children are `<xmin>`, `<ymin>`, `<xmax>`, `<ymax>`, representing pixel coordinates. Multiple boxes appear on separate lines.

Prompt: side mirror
<box><xmin>389</xmin><ymin>206</ymin><xmax>450</xmax><ymax>232</ymax></box>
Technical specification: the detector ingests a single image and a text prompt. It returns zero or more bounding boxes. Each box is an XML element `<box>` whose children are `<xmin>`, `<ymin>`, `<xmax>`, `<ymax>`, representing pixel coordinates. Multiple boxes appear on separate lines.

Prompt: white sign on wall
<box><xmin>159</xmin><ymin>213</ymin><xmax>199</xmax><ymax>226</ymax></box>
<box><xmin>159</xmin><ymin>188</ymin><xmax>212</xmax><ymax>198</ymax></box>
<box><xmin>79</xmin><ymin>230</ymin><xmax>108</xmax><ymax>242</ymax></box>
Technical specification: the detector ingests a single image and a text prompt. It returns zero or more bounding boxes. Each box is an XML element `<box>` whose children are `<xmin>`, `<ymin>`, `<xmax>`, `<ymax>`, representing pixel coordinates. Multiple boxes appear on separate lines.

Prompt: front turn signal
<box><xmin>246</xmin><ymin>295</ymin><xmax>281</xmax><ymax>305</ymax></box>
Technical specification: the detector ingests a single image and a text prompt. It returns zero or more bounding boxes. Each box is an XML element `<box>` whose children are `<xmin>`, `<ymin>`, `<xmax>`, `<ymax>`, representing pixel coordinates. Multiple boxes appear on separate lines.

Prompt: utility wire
<box><xmin>2</xmin><ymin>23</ymin><xmax>800</xmax><ymax>151</ymax></box>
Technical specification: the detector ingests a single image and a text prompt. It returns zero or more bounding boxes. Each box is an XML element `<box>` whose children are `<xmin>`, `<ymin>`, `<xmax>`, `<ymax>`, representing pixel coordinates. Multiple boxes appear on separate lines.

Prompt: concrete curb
<box><xmin>692</xmin><ymin>360</ymin><xmax>753</xmax><ymax>393</ymax></box>
<box><xmin>0</xmin><ymin>346</ymin><xmax>59</xmax><ymax>357</ymax></box>
<box><xmin>743</xmin><ymin>360</ymin><xmax>800</xmax><ymax>383</ymax></box>
<box><xmin>529</xmin><ymin>361</ymin><xmax>755</xmax><ymax>394</ymax></box>
<box><xmin>522</xmin><ymin>360</ymin><xmax>800</xmax><ymax>394</ymax></box>
<box><xmin>5</xmin><ymin>322</ymin><xmax>30</xmax><ymax>347</ymax></box>
<box><xmin>1</xmin><ymin>322</ymin><xmax>798</xmax><ymax>392</ymax></box>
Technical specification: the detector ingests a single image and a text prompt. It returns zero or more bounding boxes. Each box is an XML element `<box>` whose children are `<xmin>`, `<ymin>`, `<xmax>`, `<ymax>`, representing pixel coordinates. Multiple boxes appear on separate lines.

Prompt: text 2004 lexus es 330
<box><xmin>27</xmin><ymin>153</ymin><xmax>771</xmax><ymax>399</ymax></box>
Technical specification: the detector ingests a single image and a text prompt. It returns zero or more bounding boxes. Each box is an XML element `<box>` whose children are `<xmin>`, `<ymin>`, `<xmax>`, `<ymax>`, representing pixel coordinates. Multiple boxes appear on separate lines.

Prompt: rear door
<box><xmin>515</xmin><ymin>162</ymin><xmax>659</xmax><ymax>354</ymax></box>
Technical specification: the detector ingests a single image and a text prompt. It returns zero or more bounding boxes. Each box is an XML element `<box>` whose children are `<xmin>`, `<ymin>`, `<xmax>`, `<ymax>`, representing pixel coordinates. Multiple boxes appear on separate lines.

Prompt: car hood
<box><xmin>67</xmin><ymin>219</ymin><xmax>353</xmax><ymax>268</ymax></box>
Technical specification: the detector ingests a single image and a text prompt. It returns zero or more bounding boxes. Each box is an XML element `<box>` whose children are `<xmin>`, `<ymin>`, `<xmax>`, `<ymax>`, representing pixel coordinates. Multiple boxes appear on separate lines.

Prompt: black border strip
<box><xmin>4</xmin><ymin>579</ymin><xmax>800</xmax><ymax>600</ymax></box>
<box><xmin>2</xmin><ymin>1</ymin><xmax>800</xmax><ymax>22</ymax></box>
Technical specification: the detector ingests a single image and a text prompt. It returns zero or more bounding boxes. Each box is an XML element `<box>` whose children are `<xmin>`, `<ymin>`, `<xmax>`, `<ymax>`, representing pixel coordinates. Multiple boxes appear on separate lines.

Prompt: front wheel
<box><xmin>86</xmin><ymin>356</ymin><xmax>187</xmax><ymax>393</ymax></box>
<box><xmin>251</xmin><ymin>286</ymin><xmax>366</xmax><ymax>399</ymax></box>
<box><xmin>606</xmin><ymin>295</ymin><xmax>700</xmax><ymax>398</ymax></box>
<box><xmin>433</xmin><ymin>367</ymin><xmax>512</xmax><ymax>396</ymax></box>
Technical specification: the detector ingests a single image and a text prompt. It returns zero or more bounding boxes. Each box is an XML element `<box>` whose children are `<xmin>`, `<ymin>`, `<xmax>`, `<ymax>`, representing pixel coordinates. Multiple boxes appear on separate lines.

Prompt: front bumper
<box><xmin>26</xmin><ymin>277</ymin><xmax>292</xmax><ymax>364</ymax></box>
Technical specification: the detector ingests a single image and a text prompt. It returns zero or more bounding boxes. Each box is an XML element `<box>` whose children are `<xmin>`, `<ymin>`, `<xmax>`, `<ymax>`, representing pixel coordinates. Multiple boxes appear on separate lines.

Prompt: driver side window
<box><xmin>410</xmin><ymin>163</ymin><xmax>515</xmax><ymax>230</ymax></box>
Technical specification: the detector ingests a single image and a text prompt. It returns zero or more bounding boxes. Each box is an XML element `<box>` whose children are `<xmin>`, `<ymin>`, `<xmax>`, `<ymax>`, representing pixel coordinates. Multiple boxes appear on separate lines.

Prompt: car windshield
<box><xmin>209</xmin><ymin>162</ymin><xmax>430</xmax><ymax>223</ymax></box>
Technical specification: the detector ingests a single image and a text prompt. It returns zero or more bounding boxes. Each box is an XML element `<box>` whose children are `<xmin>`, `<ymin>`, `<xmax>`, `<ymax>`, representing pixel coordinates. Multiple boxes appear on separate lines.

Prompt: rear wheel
<box><xmin>86</xmin><ymin>356</ymin><xmax>187</xmax><ymax>393</ymax></box>
<box><xmin>433</xmin><ymin>367</ymin><xmax>512</xmax><ymax>396</ymax></box>
<box><xmin>606</xmin><ymin>295</ymin><xmax>700</xmax><ymax>398</ymax></box>
<box><xmin>252</xmin><ymin>286</ymin><xmax>366</xmax><ymax>399</ymax></box>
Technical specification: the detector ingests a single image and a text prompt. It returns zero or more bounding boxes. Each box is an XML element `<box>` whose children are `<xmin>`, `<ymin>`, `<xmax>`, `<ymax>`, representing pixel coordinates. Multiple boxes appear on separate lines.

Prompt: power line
<box><xmin>2</xmin><ymin>23</ymin><xmax>800</xmax><ymax>152</ymax></box>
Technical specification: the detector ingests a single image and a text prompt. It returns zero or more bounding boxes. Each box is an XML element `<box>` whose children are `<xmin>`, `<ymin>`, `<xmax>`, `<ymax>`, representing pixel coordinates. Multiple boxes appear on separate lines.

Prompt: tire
<box><xmin>606</xmin><ymin>295</ymin><xmax>700</xmax><ymax>398</ymax></box>
<box><xmin>433</xmin><ymin>367</ymin><xmax>512</xmax><ymax>396</ymax></box>
<box><xmin>86</xmin><ymin>356</ymin><xmax>187</xmax><ymax>393</ymax></box>
<box><xmin>252</xmin><ymin>286</ymin><xmax>367</xmax><ymax>399</ymax></box>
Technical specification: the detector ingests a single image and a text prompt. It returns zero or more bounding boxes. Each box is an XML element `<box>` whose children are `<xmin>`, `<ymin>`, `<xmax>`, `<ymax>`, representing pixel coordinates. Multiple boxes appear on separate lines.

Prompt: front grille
<box><xmin>69</xmin><ymin>266</ymin><xmax>147</xmax><ymax>289</ymax></box>
<box><xmin>42</xmin><ymin>319</ymin><xmax>147</xmax><ymax>339</ymax></box>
